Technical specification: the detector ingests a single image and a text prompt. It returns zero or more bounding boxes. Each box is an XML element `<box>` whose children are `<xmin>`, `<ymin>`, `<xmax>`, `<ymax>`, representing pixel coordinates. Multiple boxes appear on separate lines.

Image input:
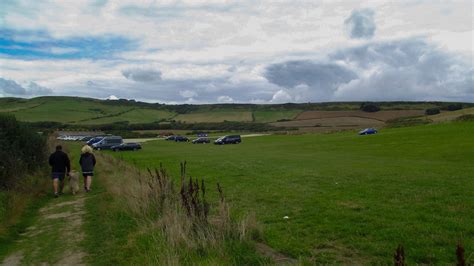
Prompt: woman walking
<box><xmin>79</xmin><ymin>145</ymin><xmax>96</xmax><ymax>192</ymax></box>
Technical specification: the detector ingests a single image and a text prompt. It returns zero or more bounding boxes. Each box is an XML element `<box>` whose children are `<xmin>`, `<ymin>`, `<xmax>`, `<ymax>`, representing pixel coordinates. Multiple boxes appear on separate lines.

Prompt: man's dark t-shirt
<box><xmin>49</xmin><ymin>150</ymin><xmax>71</xmax><ymax>174</ymax></box>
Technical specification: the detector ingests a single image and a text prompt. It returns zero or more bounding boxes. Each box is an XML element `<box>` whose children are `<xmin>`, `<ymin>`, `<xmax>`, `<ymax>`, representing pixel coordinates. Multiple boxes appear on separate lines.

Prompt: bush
<box><xmin>443</xmin><ymin>104</ymin><xmax>463</xmax><ymax>111</ymax></box>
<box><xmin>360</xmin><ymin>103</ymin><xmax>380</xmax><ymax>112</ymax></box>
<box><xmin>0</xmin><ymin>114</ymin><xmax>47</xmax><ymax>189</ymax></box>
<box><xmin>425</xmin><ymin>108</ymin><xmax>441</xmax><ymax>115</ymax></box>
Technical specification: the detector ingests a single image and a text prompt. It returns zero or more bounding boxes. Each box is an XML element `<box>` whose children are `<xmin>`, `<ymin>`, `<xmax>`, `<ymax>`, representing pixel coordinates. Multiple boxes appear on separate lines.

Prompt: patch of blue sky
<box><xmin>0</xmin><ymin>28</ymin><xmax>138</xmax><ymax>59</ymax></box>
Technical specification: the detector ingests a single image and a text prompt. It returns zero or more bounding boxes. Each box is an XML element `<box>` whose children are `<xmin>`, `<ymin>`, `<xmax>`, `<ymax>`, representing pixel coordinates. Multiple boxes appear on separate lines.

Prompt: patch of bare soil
<box><xmin>295</xmin><ymin>110</ymin><xmax>424</xmax><ymax>122</ymax></box>
<box><xmin>270</xmin><ymin>117</ymin><xmax>384</xmax><ymax>130</ymax></box>
<box><xmin>256</xmin><ymin>243</ymin><xmax>298</xmax><ymax>265</ymax></box>
<box><xmin>1</xmin><ymin>195</ymin><xmax>87</xmax><ymax>266</ymax></box>
<box><xmin>0</xmin><ymin>252</ymin><xmax>23</xmax><ymax>266</ymax></box>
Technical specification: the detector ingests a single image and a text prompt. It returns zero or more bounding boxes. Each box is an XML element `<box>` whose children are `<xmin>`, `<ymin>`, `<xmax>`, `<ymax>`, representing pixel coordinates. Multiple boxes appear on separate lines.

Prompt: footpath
<box><xmin>1</xmin><ymin>192</ymin><xmax>87</xmax><ymax>266</ymax></box>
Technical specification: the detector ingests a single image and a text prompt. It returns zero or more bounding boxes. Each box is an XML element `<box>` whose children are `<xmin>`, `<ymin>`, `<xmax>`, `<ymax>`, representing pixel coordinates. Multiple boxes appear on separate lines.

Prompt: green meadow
<box><xmin>107</xmin><ymin>122</ymin><xmax>474</xmax><ymax>264</ymax></box>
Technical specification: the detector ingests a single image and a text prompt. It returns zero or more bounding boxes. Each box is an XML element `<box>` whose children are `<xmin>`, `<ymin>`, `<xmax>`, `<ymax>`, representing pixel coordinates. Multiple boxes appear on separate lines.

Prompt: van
<box><xmin>92</xmin><ymin>136</ymin><xmax>123</xmax><ymax>150</ymax></box>
<box><xmin>214</xmin><ymin>135</ymin><xmax>241</xmax><ymax>145</ymax></box>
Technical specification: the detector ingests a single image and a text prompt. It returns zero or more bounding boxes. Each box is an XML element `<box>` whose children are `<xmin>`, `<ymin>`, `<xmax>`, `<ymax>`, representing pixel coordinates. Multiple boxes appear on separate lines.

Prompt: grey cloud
<box><xmin>332</xmin><ymin>39</ymin><xmax>473</xmax><ymax>101</ymax></box>
<box><xmin>264</xmin><ymin>61</ymin><xmax>357</xmax><ymax>101</ymax></box>
<box><xmin>263</xmin><ymin>38</ymin><xmax>473</xmax><ymax>102</ymax></box>
<box><xmin>344</xmin><ymin>8</ymin><xmax>376</xmax><ymax>39</ymax></box>
<box><xmin>0</xmin><ymin>78</ymin><xmax>52</xmax><ymax>96</ymax></box>
<box><xmin>122</xmin><ymin>69</ymin><xmax>162</xmax><ymax>82</ymax></box>
<box><xmin>27</xmin><ymin>82</ymin><xmax>53</xmax><ymax>95</ymax></box>
<box><xmin>0</xmin><ymin>78</ymin><xmax>27</xmax><ymax>95</ymax></box>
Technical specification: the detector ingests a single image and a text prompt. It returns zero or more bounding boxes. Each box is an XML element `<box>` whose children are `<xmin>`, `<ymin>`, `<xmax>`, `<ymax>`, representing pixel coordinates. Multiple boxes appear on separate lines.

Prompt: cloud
<box><xmin>179</xmin><ymin>90</ymin><xmax>198</xmax><ymax>98</ymax></box>
<box><xmin>107</xmin><ymin>95</ymin><xmax>119</xmax><ymax>100</ymax></box>
<box><xmin>264</xmin><ymin>61</ymin><xmax>357</xmax><ymax>101</ymax></box>
<box><xmin>344</xmin><ymin>8</ymin><xmax>376</xmax><ymax>39</ymax></box>
<box><xmin>263</xmin><ymin>38</ymin><xmax>473</xmax><ymax>102</ymax></box>
<box><xmin>217</xmin><ymin>95</ymin><xmax>234</xmax><ymax>103</ymax></box>
<box><xmin>0</xmin><ymin>78</ymin><xmax>27</xmax><ymax>95</ymax></box>
<box><xmin>122</xmin><ymin>69</ymin><xmax>162</xmax><ymax>82</ymax></box>
<box><xmin>26</xmin><ymin>81</ymin><xmax>53</xmax><ymax>95</ymax></box>
<box><xmin>0</xmin><ymin>1</ymin><xmax>472</xmax><ymax>103</ymax></box>
<box><xmin>271</xmin><ymin>90</ymin><xmax>292</xmax><ymax>103</ymax></box>
<box><xmin>0</xmin><ymin>78</ymin><xmax>52</xmax><ymax>96</ymax></box>
<box><xmin>332</xmin><ymin>38</ymin><xmax>474</xmax><ymax>101</ymax></box>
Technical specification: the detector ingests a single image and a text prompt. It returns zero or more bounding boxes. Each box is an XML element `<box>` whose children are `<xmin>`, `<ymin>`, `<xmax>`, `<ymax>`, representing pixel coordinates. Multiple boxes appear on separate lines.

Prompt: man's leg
<box><xmin>53</xmin><ymin>178</ymin><xmax>59</xmax><ymax>197</ymax></box>
<box><xmin>59</xmin><ymin>178</ymin><xmax>65</xmax><ymax>194</ymax></box>
<box><xmin>83</xmin><ymin>175</ymin><xmax>87</xmax><ymax>191</ymax></box>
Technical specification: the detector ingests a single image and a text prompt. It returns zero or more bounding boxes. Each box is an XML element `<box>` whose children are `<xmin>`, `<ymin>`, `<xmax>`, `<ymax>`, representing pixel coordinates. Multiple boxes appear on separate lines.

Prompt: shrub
<box><xmin>0</xmin><ymin>115</ymin><xmax>47</xmax><ymax>189</ymax></box>
<box><xmin>443</xmin><ymin>104</ymin><xmax>463</xmax><ymax>111</ymax></box>
<box><xmin>425</xmin><ymin>108</ymin><xmax>441</xmax><ymax>115</ymax></box>
<box><xmin>360</xmin><ymin>103</ymin><xmax>380</xmax><ymax>112</ymax></box>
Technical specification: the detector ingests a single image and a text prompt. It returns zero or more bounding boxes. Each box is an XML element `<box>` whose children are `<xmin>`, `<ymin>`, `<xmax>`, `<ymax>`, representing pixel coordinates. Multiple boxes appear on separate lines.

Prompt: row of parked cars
<box><xmin>57</xmin><ymin>135</ymin><xmax>142</xmax><ymax>151</ymax></box>
<box><xmin>86</xmin><ymin>136</ymin><xmax>142</xmax><ymax>151</ymax></box>
<box><xmin>165</xmin><ymin>135</ymin><xmax>242</xmax><ymax>145</ymax></box>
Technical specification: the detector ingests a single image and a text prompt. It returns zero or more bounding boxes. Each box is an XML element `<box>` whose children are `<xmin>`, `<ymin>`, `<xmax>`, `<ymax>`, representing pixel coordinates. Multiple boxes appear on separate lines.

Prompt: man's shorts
<box><xmin>82</xmin><ymin>172</ymin><xmax>94</xmax><ymax>177</ymax></box>
<box><xmin>51</xmin><ymin>172</ymin><xmax>66</xmax><ymax>181</ymax></box>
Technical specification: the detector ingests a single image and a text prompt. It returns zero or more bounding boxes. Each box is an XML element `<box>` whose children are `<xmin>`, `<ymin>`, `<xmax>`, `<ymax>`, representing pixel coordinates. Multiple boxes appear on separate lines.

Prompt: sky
<box><xmin>0</xmin><ymin>0</ymin><xmax>472</xmax><ymax>104</ymax></box>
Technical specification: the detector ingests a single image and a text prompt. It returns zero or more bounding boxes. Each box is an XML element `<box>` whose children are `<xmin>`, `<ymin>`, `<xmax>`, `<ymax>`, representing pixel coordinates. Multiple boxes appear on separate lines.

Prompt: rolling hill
<box><xmin>0</xmin><ymin>97</ymin><xmax>472</xmax><ymax>131</ymax></box>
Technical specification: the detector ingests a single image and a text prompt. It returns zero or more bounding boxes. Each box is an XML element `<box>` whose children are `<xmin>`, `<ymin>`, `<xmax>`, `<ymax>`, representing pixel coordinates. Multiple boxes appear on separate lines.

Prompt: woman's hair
<box><xmin>81</xmin><ymin>145</ymin><xmax>93</xmax><ymax>154</ymax></box>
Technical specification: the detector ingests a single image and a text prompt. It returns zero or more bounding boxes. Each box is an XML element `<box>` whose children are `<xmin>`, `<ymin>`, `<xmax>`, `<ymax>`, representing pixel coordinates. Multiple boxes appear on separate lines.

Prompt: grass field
<box><xmin>295</xmin><ymin>110</ymin><xmax>425</xmax><ymax>122</ymax></box>
<box><xmin>252</xmin><ymin>110</ymin><xmax>302</xmax><ymax>123</ymax></box>
<box><xmin>174</xmin><ymin>111</ymin><xmax>253</xmax><ymax>123</ymax></box>
<box><xmin>2</xmin><ymin>97</ymin><xmax>128</xmax><ymax>123</ymax></box>
<box><xmin>76</xmin><ymin>108</ymin><xmax>175</xmax><ymax>125</ymax></box>
<box><xmin>106</xmin><ymin>122</ymin><xmax>474</xmax><ymax>264</ymax></box>
<box><xmin>5</xmin><ymin>97</ymin><xmax>471</xmax><ymax>127</ymax></box>
<box><xmin>427</xmin><ymin>107</ymin><xmax>474</xmax><ymax>122</ymax></box>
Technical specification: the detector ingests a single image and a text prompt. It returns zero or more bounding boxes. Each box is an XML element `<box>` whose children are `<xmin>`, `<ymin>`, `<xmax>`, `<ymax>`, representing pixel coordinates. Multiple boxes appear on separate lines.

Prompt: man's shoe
<box><xmin>54</xmin><ymin>193</ymin><xmax>59</xmax><ymax>198</ymax></box>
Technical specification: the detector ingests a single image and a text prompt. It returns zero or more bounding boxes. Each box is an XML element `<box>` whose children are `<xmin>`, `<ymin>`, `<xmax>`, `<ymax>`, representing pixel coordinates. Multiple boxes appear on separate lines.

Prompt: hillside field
<box><xmin>2</xmin><ymin>97</ymin><xmax>472</xmax><ymax>131</ymax></box>
<box><xmin>104</xmin><ymin>121</ymin><xmax>474</xmax><ymax>264</ymax></box>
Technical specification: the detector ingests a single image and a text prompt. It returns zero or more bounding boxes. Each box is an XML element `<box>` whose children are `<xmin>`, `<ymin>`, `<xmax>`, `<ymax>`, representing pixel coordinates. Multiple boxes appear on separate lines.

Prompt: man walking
<box><xmin>48</xmin><ymin>145</ymin><xmax>71</xmax><ymax>198</ymax></box>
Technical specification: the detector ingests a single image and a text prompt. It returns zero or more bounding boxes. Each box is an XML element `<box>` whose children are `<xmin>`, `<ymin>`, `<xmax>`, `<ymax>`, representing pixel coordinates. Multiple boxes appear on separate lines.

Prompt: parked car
<box><xmin>192</xmin><ymin>137</ymin><xmax>210</xmax><ymax>144</ymax></box>
<box><xmin>87</xmin><ymin>136</ymin><xmax>105</xmax><ymax>146</ymax></box>
<box><xmin>175</xmin><ymin>136</ymin><xmax>189</xmax><ymax>142</ymax></box>
<box><xmin>359</xmin><ymin>128</ymin><xmax>378</xmax><ymax>135</ymax></box>
<box><xmin>92</xmin><ymin>136</ymin><xmax>123</xmax><ymax>150</ymax></box>
<box><xmin>81</xmin><ymin>136</ymin><xmax>94</xmax><ymax>142</ymax></box>
<box><xmin>197</xmin><ymin>133</ymin><xmax>208</xmax><ymax>137</ymax></box>
<box><xmin>111</xmin><ymin>142</ymin><xmax>142</xmax><ymax>151</ymax></box>
<box><xmin>214</xmin><ymin>135</ymin><xmax>241</xmax><ymax>145</ymax></box>
<box><xmin>165</xmin><ymin>135</ymin><xmax>177</xmax><ymax>141</ymax></box>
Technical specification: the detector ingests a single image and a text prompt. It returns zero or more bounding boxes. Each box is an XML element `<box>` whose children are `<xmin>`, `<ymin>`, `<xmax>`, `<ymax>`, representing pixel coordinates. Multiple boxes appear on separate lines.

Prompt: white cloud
<box><xmin>179</xmin><ymin>90</ymin><xmax>198</xmax><ymax>98</ymax></box>
<box><xmin>217</xmin><ymin>95</ymin><xmax>233</xmax><ymax>103</ymax></box>
<box><xmin>271</xmin><ymin>90</ymin><xmax>292</xmax><ymax>103</ymax></box>
<box><xmin>107</xmin><ymin>95</ymin><xmax>119</xmax><ymax>100</ymax></box>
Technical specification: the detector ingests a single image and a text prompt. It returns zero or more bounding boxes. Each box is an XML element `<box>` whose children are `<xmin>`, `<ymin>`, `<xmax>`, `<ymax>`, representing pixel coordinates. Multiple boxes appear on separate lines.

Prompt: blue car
<box><xmin>359</xmin><ymin>128</ymin><xmax>378</xmax><ymax>135</ymax></box>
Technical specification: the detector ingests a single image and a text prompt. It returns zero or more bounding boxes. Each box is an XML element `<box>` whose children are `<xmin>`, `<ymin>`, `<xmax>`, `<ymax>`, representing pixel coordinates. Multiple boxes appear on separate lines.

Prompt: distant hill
<box><xmin>1</xmin><ymin>97</ymin><xmax>472</xmax><ymax>132</ymax></box>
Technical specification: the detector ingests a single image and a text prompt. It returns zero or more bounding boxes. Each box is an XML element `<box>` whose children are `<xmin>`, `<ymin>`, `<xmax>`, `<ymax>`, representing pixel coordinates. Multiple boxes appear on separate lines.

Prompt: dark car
<box><xmin>192</xmin><ymin>137</ymin><xmax>210</xmax><ymax>144</ymax></box>
<box><xmin>214</xmin><ymin>135</ymin><xmax>241</xmax><ymax>145</ymax></box>
<box><xmin>111</xmin><ymin>142</ymin><xmax>142</xmax><ymax>151</ymax></box>
<box><xmin>175</xmin><ymin>136</ymin><xmax>189</xmax><ymax>142</ymax></box>
<box><xmin>359</xmin><ymin>128</ymin><xmax>378</xmax><ymax>135</ymax></box>
<box><xmin>165</xmin><ymin>135</ymin><xmax>177</xmax><ymax>141</ymax></box>
<box><xmin>92</xmin><ymin>136</ymin><xmax>123</xmax><ymax>150</ymax></box>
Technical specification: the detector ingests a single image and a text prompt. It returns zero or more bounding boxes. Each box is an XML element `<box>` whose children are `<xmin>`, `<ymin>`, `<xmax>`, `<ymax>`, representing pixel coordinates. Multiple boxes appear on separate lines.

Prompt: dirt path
<box><xmin>1</xmin><ymin>193</ymin><xmax>88</xmax><ymax>266</ymax></box>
